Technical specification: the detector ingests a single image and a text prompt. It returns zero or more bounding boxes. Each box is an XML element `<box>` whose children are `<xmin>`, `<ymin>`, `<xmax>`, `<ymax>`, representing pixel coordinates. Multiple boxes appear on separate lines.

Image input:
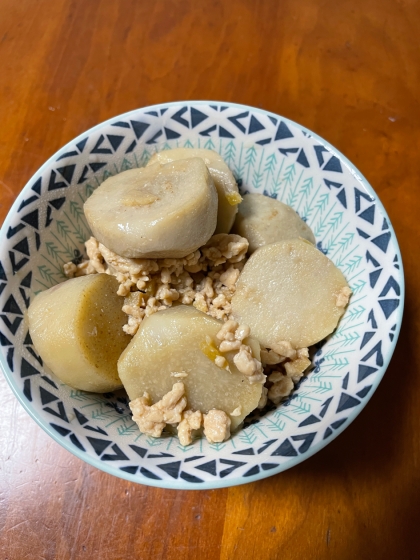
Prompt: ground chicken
<box><xmin>203</xmin><ymin>410</ymin><xmax>231</xmax><ymax>443</ymax></box>
<box><xmin>177</xmin><ymin>410</ymin><xmax>202</xmax><ymax>446</ymax></box>
<box><xmin>129</xmin><ymin>383</ymin><xmax>187</xmax><ymax>438</ymax></box>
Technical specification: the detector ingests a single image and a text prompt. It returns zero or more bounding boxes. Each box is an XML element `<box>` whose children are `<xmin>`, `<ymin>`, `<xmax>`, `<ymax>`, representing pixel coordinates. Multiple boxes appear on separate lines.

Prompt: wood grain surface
<box><xmin>1</xmin><ymin>0</ymin><xmax>419</xmax><ymax>558</ymax></box>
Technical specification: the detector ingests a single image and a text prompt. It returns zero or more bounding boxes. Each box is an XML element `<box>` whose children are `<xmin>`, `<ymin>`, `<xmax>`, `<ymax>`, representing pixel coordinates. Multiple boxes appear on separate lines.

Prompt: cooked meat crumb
<box><xmin>336</xmin><ymin>286</ymin><xmax>353</xmax><ymax>308</ymax></box>
<box><xmin>215</xmin><ymin>322</ymin><xmax>265</xmax><ymax>384</ymax></box>
<box><xmin>177</xmin><ymin>410</ymin><xmax>202</xmax><ymax>446</ymax></box>
<box><xmin>203</xmin><ymin>409</ymin><xmax>231</xmax><ymax>443</ymax></box>
<box><xmin>65</xmin><ymin>234</ymin><xmax>249</xmax><ymax>333</ymax></box>
<box><xmin>129</xmin><ymin>383</ymin><xmax>187</xmax><ymax>438</ymax></box>
<box><xmin>268</xmin><ymin>376</ymin><xmax>294</xmax><ymax>405</ymax></box>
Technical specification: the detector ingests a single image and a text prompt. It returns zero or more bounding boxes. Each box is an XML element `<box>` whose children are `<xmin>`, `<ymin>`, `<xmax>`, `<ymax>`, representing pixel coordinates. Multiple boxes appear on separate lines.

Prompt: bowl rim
<box><xmin>0</xmin><ymin>100</ymin><xmax>405</xmax><ymax>489</ymax></box>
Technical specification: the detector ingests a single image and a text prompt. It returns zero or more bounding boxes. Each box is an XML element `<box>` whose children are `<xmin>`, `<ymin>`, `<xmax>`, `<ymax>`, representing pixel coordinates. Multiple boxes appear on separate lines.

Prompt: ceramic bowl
<box><xmin>0</xmin><ymin>102</ymin><xmax>404</xmax><ymax>489</ymax></box>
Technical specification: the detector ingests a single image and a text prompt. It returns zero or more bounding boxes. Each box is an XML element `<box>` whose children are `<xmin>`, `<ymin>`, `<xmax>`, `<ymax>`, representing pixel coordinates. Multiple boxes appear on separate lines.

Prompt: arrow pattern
<box><xmin>0</xmin><ymin>102</ymin><xmax>403</xmax><ymax>488</ymax></box>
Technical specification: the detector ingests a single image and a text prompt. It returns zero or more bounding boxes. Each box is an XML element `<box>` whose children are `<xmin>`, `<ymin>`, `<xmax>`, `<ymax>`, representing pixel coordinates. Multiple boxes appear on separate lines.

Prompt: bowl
<box><xmin>0</xmin><ymin>101</ymin><xmax>404</xmax><ymax>489</ymax></box>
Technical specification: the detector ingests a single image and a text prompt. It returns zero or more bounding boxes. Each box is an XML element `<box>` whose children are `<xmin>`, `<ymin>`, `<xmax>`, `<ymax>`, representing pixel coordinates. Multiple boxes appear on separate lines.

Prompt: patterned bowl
<box><xmin>0</xmin><ymin>102</ymin><xmax>404</xmax><ymax>489</ymax></box>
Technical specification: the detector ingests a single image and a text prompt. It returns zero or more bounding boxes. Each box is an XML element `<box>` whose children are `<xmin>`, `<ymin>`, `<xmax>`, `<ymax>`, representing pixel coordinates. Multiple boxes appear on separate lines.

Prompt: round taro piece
<box><xmin>231</xmin><ymin>239</ymin><xmax>351</xmax><ymax>349</ymax></box>
<box><xmin>118</xmin><ymin>305</ymin><xmax>263</xmax><ymax>431</ymax></box>
<box><xmin>148</xmin><ymin>148</ymin><xmax>241</xmax><ymax>234</ymax></box>
<box><xmin>232</xmin><ymin>193</ymin><xmax>316</xmax><ymax>253</ymax></box>
<box><xmin>27</xmin><ymin>274</ymin><xmax>131</xmax><ymax>393</ymax></box>
<box><xmin>84</xmin><ymin>158</ymin><xmax>218</xmax><ymax>258</ymax></box>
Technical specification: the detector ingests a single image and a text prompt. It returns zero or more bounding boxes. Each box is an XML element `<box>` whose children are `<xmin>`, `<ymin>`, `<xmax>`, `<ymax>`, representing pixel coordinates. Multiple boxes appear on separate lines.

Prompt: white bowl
<box><xmin>0</xmin><ymin>101</ymin><xmax>404</xmax><ymax>489</ymax></box>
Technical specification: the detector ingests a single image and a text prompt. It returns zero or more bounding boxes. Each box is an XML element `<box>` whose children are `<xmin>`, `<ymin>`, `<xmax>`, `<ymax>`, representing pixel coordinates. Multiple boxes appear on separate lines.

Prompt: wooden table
<box><xmin>1</xmin><ymin>1</ymin><xmax>419</xmax><ymax>558</ymax></box>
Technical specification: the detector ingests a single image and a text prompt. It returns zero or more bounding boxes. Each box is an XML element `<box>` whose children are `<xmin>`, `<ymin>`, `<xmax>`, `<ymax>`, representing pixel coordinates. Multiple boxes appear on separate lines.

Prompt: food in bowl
<box><xmin>26</xmin><ymin>148</ymin><xmax>351</xmax><ymax>446</ymax></box>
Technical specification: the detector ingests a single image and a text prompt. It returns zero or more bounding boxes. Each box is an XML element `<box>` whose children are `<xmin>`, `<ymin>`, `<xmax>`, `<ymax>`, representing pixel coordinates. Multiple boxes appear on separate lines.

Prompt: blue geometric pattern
<box><xmin>0</xmin><ymin>102</ymin><xmax>404</xmax><ymax>489</ymax></box>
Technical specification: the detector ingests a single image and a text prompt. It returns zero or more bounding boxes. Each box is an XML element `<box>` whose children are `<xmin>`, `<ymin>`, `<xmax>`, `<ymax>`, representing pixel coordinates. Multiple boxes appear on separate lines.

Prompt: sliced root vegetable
<box><xmin>84</xmin><ymin>157</ymin><xmax>218</xmax><ymax>258</ymax></box>
<box><xmin>231</xmin><ymin>239</ymin><xmax>351</xmax><ymax>349</ymax></box>
<box><xmin>27</xmin><ymin>274</ymin><xmax>131</xmax><ymax>392</ymax></box>
<box><xmin>232</xmin><ymin>193</ymin><xmax>315</xmax><ymax>253</ymax></box>
<box><xmin>148</xmin><ymin>148</ymin><xmax>241</xmax><ymax>234</ymax></box>
<box><xmin>118</xmin><ymin>305</ymin><xmax>263</xmax><ymax>431</ymax></box>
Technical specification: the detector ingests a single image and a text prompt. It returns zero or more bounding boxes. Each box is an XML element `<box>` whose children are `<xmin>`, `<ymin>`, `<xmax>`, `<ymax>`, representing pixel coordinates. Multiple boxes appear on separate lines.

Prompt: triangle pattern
<box><xmin>18</xmin><ymin>195</ymin><xmax>38</xmax><ymax>211</ymax></box>
<box><xmin>331</xmin><ymin>418</ymin><xmax>347</xmax><ymax>430</ymax></box>
<box><xmin>130</xmin><ymin>120</ymin><xmax>150</xmax><ymax>139</ymax></box>
<box><xmin>1</xmin><ymin>315</ymin><xmax>23</xmax><ymax>335</ymax></box>
<box><xmin>120</xmin><ymin>466</ymin><xmax>138</xmax><ymax>475</ymax></box>
<box><xmin>164</xmin><ymin>127</ymin><xmax>181</xmax><ymax>140</ymax></box>
<box><xmin>129</xmin><ymin>445</ymin><xmax>147</xmax><ymax>459</ymax></box>
<box><xmin>367</xmin><ymin>309</ymin><xmax>378</xmax><ymax>329</ymax></box>
<box><xmin>314</xmin><ymin>146</ymin><xmax>328</xmax><ymax>166</ymax></box>
<box><xmin>0</xmin><ymin>331</ymin><xmax>12</xmax><ymax>346</ymax></box>
<box><xmin>228</xmin><ymin>111</ymin><xmax>249</xmax><ymax>133</ymax></box>
<box><xmin>40</xmin><ymin>386</ymin><xmax>58</xmax><ymax>405</ymax></box>
<box><xmin>369</xmin><ymin>269</ymin><xmax>382</xmax><ymax>288</ymax></box>
<box><xmin>87</xmin><ymin>436</ymin><xmax>112</xmax><ymax>456</ymax></box>
<box><xmin>146</xmin><ymin>130</ymin><xmax>163</xmax><ymax>144</ymax></box>
<box><xmin>6</xmin><ymin>223</ymin><xmax>26</xmax><ymax>239</ymax></box>
<box><xmin>3</xmin><ymin>295</ymin><xmax>22</xmax><ymax>316</ymax></box>
<box><xmin>379</xmin><ymin>299</ymin><xmax>399</xmax><ymax>319</ymax></box>
<box><xmin>361</xmin><ymin>341</ymin><xmax>383</xmax><ymax>367</ymax></box>
<box><xmin>140</xmin><ymin>467</ymin><xmax>161</xmax><ymax>480</ymax></box>
<box><xmin>23</xmin><ymin>379</ymin><xmax>32</xmax><ymax>402</ymax></box>
<box><xmin>20</xmin><ymin>357</ymin><xmax>39</xmax><ymax>378</ymax></box>
<box><xmin>324</xmin><ymin>179</ymin><xmax>342</xmax><ymax>189</ymax></box>
<box><xmin>171</xmin><ymin>107</ymin><xmax>189</xmax><ymax>128</ymax></box>
<box><xmin>323</xmin><ymin>155</ymin><xmax>342</xmax><ymax>172</ymax></box>
<box><xmin>336</xmin><ymin>392</ymin><xmax>361</xmax><ymax>413</ymax></box>
<box><xmin>296</xmin><ymin>149</ymin><xmax>309</xmax><ymax>167</ymax></box>
<box><xmin>355</xmin><ymin>187</ymin><xmax>374</xmax><ymax>212</ymax></box>
<box><xmin>50</xmin><ymin>423</ymin><xmax>71</xmax><ymax>436</ymax></box>
<box><xmin>107</xmin><ymin>135</ymin><xmax>124</xmax><ymax>151</ymax></box>
<box><xmin>320</xmin><ymin>396</ymin><xmax>333</xmax><ymax>418</ymax></box>
<box><xmin>261</xmin><ymin>463</ymin><xmax>279</xmax><ymax>471</ymax></box>
<box><xmin>323</xmin><ymin>427</ymin><xmax>333</xmax><ymax>439</ymax></box>
<box><xmin>157</xmin><ymin>461</ymin><xmax>181</xmax><ymax>479</ymax></box>
<box><xmin>219</xmin><ymin>459</ymin><xmax>246</xmax><ymax>478</ymax></box>
<box><xmin>271</xmin><ymin>438</ymin><xmax>298</xmax><ymax>457</ymax></box>
<box><xmin>244</xmin><ymin>465</ymin><xmax>260</xmax><ymax>477</ymax></box>
<box><xmin>180</xmin><ymin>472</ymin><xmax>204</xmax><ymax>484</ymax></box>
<box><xmin>89</xmin><ymin>162</ymin><xmax>107</xmax><ymax>173</ymax></box>
<box><xmin>13</xmin><ymin>238</ymin><xmax>30</xmax><ymax>256</ymax></box>
<box><xmin>366</xmin><ymin>251</ymin><xmax>380</xmax><ymax>267</ymax></box>
<box><xmin>275</xmin><ymin>121</ymin><xmax>293</xmax><ymax>141</ymax></box>
<box><xmin>257</xmin><ymin>439</ymin><xmax>277</xmax><ymax>454</ymax></box>
<box><xmin>248</xmin><ymin>115</ymin><xmax>265</xmax><ymax>134</ymax></box>
<box><xmin>359</xmin><ymin>205</ymin><xmax>375</xmax><ymax>224</ymax></box>
<box><xmin>76</xmin><ymin>138</ymin><xmax>88</xmax><ymax>151</ymax></box>
<box><xmin>219</xmin><ymin>126</ymin><xmax>235</xmax><ymax>138</ymax></box>
<box><xmin>91</xmin><ymin>135</ymin><xmax>112</xmax><ymax>154</ymax></box>
<box><xmin>200</xmin><ymin>124</ymin><xmax>217</xmax><ymax>136</ymax></box>
<box><xmin>0</xmin><ymin>261</ymin><xmax>6</xmax><ymax>281</ymax></box>
<box><xmin>190</xmin><ymin>107</ymin><xmax>208</xmax><ymax>128</ymax></box>
<box><xmin>21</xmin><ymin>209</ymin><xmax>39</xmax><ymax>229</ymax></box>
<box><xmin>102</xmin><ymin>444</ymin><xmax>129</xmax><ymax>461</ymax></box>
<box><xmin>337</xmin><ymin>190</ymin><xmax>348</xmax><ymax>209</ymax></box>
<box><xmin>70</xmin><ymin>434</ymin><xmax>85</xmax><ymax>451</ymax></box>
<box><xmin>298</xmin><ymin>414</ymin><xmax>320</xmax><ymax>427</ymax></box>
<box><xmin>232</xmin><ymin>448</ymin><xmax>255</xmax><ymax>455</ymax></box>
<box><xmin>379</xmin><ymin>276</ymin><xmax>400</xmax><ymax>297</ymax></box>
<box><xmin>360</xmin><ymin>331</ymin><xmax>375</xmax><ymax>349</ymax></box>
<box><xmin>44</xmin><ymin>401</ymin><xmax>69</xmax><ymax>422</ymax></box>
<box><xmin>74</xmin><ymin>408</ymin><xmax>89</xmax><ymax>425</ymax></box>
<box><xmin>357</xmin><ymin>386</ymin><xmax>372</xmax><ymax>398</ymax></box>
<box><xmin>78</xmin><ymin>166</ymin><xmax>89</xmax><ymax>184</ymax></box>
<box><xmin>195</xmin><ymin>460</ymin><xmax>217</xmax><ymax>476</ymax></box>
<box><xmin>358</xmin><ymin>364</ymin><xmax>378</xmax><ymax>382</ymax></box>
<box><xmin>291</xmin><ymin>432</ymin><xmax>316</xmax><ymax>453</ymax></box>
<box><xmin>31</xmin><ymin>177</ymin><xmax>42</xmax><ymax>194</ymax></box>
